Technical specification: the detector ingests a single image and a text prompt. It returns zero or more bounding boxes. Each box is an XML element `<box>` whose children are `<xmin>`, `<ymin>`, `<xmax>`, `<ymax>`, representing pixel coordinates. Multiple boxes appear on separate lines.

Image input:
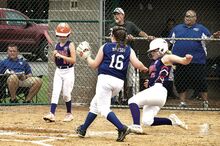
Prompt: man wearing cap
<box><xmin>110</xmin><ymin>7</ymin><xmax>154</xmax><ymax>47</ymax></box>
<box><xmin>109</xmin><ymin>7</ymin><xmax>154</xmax><ymax>104</ymax></box>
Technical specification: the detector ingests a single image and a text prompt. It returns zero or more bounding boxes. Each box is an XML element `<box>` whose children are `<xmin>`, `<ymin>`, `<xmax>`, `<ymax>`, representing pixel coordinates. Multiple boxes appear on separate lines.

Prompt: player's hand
<box><xmin>141</xmin><ymin>67</ymin><xmax>148</xmax><ymax>73</ymax></box>
<box><xmin>76</xmin><ymin>41</ymin><xmax>91</xmax><ymax>60</ymax></box>
<box><xmin>144</xmin><ymin>79</ymin><xmax>149</xmax><ymax>88</ymax></box>
<box><xmin>53</xmin><ymin>50</ymin><xmax>58</xmax><ymax>56</ymax></box>
<box><xmin>185</xmin><ymin>54</ymin><xmax>193</xmax><ymax>64</ymax></box>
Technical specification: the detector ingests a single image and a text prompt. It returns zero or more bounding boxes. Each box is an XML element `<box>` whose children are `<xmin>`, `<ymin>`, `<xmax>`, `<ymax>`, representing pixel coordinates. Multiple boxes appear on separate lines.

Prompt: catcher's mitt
<box><xmin>76</xmin><ymin>41</ymin><xmax>91</xmax><ymax>60</ymax></box>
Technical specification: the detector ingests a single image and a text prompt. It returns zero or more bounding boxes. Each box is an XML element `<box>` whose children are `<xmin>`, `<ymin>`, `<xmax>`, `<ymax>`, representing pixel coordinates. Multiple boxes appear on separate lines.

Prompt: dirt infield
<box><xmin>0</xmin><ymin>105</ymin><xmax>219</xmax><ymax>146</ymax></box>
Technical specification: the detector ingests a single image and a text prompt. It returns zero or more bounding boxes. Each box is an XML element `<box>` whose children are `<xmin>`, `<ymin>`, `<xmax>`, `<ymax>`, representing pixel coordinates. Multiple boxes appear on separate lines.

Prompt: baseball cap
<box><xmin>112</xmin><ymin>7</ymin><xmax>125</xmax><ymax>15</ymax></box>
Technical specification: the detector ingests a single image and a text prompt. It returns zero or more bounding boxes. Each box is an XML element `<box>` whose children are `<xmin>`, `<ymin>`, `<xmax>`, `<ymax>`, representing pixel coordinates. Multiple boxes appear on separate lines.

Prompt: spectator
<box><xmin>109</xmin><ymin>7</ymin><xmax>154</xmax><ymax>104</ymax></box>
<box><xmin>160</xmin><ymin>18</ymin><xmax>177</xmax><ymax>99</ymax></box>
<box><xmin>169</xmin><ymin>10</ymin><xmax>220</xmax><ymax>108</ymax></box>
<box><xmin>0</xmin><ymin>44</ymin><xmax>43</xmax><ymax>103</ymax></box>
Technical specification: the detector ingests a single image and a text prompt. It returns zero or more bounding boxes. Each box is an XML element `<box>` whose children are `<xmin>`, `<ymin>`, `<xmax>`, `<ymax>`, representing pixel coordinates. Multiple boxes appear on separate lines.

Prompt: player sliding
<box><xmin>75</xmin><ymin>26</ymin><xmax>148</xmax><ymax>142</ymax></box>
<box><xmin>128</xmin><ymin>38</ymin><xmax>192</xmax><ymax>134</ymax></box>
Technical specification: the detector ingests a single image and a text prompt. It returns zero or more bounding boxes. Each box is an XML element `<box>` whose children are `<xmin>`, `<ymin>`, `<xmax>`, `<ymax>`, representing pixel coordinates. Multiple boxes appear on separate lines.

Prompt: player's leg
<box><xmin>128</xmin><ymin>83</ymin><xmax>167</xmax><ymax>125</ymax></box>
<box><xmin>62</xmin><ymin>67</ymin><xmax>75</xmax><ymax>122</ymax></box>
<box><xmin>99</xmin><ymin>75</ymin><xmax>130</xmax><ymax>141</ymax></box>
<box><xmin>43</xmin><ymin>69</ymin><xmax>62</xmax><ymax>122</ymax></box>
<box><xmin>76</xmin><ymin>95</ymin><xmax>98</xmax><ymax>137</ymax></box>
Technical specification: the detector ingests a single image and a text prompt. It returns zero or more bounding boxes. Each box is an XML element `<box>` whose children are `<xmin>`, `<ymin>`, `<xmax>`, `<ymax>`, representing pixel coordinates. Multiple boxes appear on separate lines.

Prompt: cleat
<box><xmin>43</xmin><ymin>112</ymin><xmax>55</xmax><ymax>122</ymax></box>
<box><xmin>202</xmin><ymin>101</ymin><xmax>209</xmax><ymax>108</ymax></box>
<box><xmin>179</xmin><ymin>102</ymin><xmax>187</xmax><ymax>107</ymax></box>
<box><xmin>63</xmin><ymin>113</ymin><xmax>73</xmax><ymax>122</ymax></box>
<box><xmin>76</xmin><ymin>125</ymin><xmax>86</xmax><ymax>138</ymax></box>
<box><xmin>169</xmin><ymin>114</ymin><xmax>188</xmax><ymax>130</ymax></box>
<box><xmin>116</xmin><ymin>125</ymin><xmax>130</xmax><ymax>142</ymax></box>
<box><xmin>129</xmin><ymin>124</ymin><xmax>143</xmax><ymax>134</ymax></box>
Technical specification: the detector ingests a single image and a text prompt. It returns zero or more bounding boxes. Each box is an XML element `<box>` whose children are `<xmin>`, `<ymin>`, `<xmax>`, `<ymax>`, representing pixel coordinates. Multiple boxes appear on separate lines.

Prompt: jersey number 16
<box><xmin>109</xmin><ymin>54</ymin><xmax>124</xmax><ymax>70</ymax></box>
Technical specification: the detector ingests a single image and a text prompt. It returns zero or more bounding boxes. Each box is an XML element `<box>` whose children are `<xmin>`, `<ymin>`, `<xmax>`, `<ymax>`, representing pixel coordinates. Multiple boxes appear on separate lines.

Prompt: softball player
<box><xmin>43</xmin><ymin>23</ymin><xmax>76</xmax><ymax>122</ymax></box>
<box><xmin>128</xmin><ymin>38</ymin><xmax>192</xmax><ymax>134</ymax></box>
<box><xmin>76</xmin><ymin>26</ymin><xmax>148</xmax><ymax>142</ymax></box>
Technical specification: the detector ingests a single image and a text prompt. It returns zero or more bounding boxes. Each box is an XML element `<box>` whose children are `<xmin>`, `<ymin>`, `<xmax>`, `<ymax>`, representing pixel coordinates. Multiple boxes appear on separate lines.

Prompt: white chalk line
<box><xmin>0</xmin><ymin>129</ymin><xmax>117</xmax><ymax>146</ymax></box>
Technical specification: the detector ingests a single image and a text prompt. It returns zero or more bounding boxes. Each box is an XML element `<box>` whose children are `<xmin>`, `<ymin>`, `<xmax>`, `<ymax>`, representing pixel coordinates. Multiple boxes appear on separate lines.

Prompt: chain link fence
<box><xmin>0</xmin><ymin>0</ymin><xmax>220</xmax><ymax>110</ymax></box>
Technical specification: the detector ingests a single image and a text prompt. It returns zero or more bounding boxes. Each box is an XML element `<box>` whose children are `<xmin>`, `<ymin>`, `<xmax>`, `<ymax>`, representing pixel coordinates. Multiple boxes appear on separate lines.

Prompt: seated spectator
<box><xmin>0</xmin><ymin>44</ymin><xmax>42</xmax><ymax>103</ymax></box>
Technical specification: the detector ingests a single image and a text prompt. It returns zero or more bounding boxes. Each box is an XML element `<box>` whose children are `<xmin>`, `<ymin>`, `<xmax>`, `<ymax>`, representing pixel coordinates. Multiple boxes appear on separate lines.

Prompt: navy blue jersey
<box><xmin>55</xmin><ymin>41</ymin><xmax>72</xmax><ymax>67</ymax></box>
<box><xmin>169</xmin><ymin>23</ymin><xmax>211</xmax><ymax>64</ymax></box>
<box><xmin>98</xmin><ymin>42</ymin><xmax>131</xmax><ymax>80</ymax></box>
<box><xmin>148</xmin><ymin>58</ymin><xmax>171</xmax><ymax>87</ymax></box>
<box><xmin>0</xmin><ymin>58</ymin><xmax>32</xmax><ymax>74</ymax></box>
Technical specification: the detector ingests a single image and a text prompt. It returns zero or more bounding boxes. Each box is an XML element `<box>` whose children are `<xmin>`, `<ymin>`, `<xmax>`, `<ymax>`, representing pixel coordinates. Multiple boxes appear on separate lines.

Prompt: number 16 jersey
<box><xmin>98</xmin><ymin>42</ymin><xmax>131</xmax><ymax>80</ymax></box>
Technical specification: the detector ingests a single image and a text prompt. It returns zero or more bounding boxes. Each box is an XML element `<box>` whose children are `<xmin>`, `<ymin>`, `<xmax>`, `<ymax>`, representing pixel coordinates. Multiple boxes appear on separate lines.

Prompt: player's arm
<box><xmin>130</xmin><ymin>49</ymin><xmax>148</xmax><ymax>72</ymax></box>
<box><xmin>161</xmin><ymin>54</ymin><xmax>193</xmax><ymax>65</ymax></box>
<box><xmin>87</xmin><ymin>45</ymin><xmax>104</xmax><ymax>69</ymax></box>
<box><xmin>55</xmin><ymin>42</ymin><xmax>76</xmax><ymax>64</ymax></box>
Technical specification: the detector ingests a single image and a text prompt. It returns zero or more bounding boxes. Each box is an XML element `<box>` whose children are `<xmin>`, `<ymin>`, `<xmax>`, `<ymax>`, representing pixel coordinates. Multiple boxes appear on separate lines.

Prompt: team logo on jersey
<box><xmin>193</xmin><ymin>28</ymin><xmax>199</xmax><ymax>31</ymax></box>
<box><xmin>64</xmin><ymin>46</ymin><xmax>68</xmax><ymax>51</ymax></box>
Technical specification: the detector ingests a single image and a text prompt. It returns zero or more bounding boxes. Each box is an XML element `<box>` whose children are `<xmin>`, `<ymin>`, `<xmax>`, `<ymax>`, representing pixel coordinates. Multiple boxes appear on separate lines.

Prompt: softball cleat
<box><xmin>169</xmin><ymin>114</ymin><xmax>188</xmax><ymax>130</ymax></box>
<box><xmin>43</xmin><ymin>112</ymin><xmax>55</xmax><ymax>122</ymax></box>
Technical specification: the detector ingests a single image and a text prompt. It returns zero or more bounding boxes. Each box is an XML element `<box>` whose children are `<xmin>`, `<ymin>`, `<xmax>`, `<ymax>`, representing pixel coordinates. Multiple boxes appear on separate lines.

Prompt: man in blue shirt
<box><xmin>169</xmin><ymin>10</ymin><xmax>220</xmax><ymax>108</ymax></box>
<box><xmin>0</xmin><ymin>44</ymin><xmax>42</xmax><ymax>103</ymax></box>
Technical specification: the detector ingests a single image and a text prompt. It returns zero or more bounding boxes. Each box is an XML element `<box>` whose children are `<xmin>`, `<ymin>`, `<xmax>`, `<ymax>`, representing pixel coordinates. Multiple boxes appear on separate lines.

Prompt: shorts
<box><xmin>174</xmin><ymin>63</ymin><xmax>208</xmax><ymax>93</ymax></box>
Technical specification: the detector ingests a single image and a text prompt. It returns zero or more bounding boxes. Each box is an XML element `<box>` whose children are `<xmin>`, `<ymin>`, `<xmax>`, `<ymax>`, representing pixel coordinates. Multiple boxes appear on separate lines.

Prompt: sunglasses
<box><xmin>185</xmin><ymin>15</ymin><xmax>196</xmax><ymax>18</ymax></box>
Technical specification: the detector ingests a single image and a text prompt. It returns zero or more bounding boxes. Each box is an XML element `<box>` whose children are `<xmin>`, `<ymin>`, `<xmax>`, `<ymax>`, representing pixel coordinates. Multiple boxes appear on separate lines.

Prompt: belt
<box><xmin>57</xmin><ymin>65</ymin><xmax>73</xmax><ymax>69</ymax></box>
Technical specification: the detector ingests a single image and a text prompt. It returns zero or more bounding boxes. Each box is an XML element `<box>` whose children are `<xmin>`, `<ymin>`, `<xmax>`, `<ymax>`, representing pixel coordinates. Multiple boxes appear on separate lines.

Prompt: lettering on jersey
<box><xmin>112</xmin><ymin>47</ymin><xmax>126</xmax><ymax>53</ymax></box>
<box><xmin>149</xmin><ymin>60</ymin><xmax>158</xmax><ymax>78</ymax></box>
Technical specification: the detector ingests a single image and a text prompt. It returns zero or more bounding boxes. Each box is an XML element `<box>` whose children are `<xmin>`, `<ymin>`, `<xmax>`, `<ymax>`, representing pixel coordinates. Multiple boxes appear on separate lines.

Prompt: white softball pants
<box><xmin>128</xmin><ymin>83</ymin><xmax>167</xmax><ymax>126</ymax></box>
<box><xmin>51</xmin><ymin>67</ymin><xmax>75</xmax><ymax>104</ymax></box>
<box><xmin>89</xmin><ymin>74</ymin><xmax>124</xmax><ymax>118</ymax></box>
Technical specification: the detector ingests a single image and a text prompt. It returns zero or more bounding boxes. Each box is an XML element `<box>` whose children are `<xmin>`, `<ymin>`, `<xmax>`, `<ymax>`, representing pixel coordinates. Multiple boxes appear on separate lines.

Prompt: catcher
<box><xmin>75</xmin><ymin>26</ymin><xmax>148</xmax><ymax>142</ymax></box>
<box><xmin>43</xmin><ymin>23</ymin><xmax>76</xmax><ymax>122</ymax></box>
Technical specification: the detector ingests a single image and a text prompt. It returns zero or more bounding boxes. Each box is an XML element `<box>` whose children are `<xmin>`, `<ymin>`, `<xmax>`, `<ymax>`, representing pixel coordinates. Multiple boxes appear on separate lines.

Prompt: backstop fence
<box><xmin>0</xmin><ymin>0</ymin><xmax>219</xmax><ymax>110</ymax></box>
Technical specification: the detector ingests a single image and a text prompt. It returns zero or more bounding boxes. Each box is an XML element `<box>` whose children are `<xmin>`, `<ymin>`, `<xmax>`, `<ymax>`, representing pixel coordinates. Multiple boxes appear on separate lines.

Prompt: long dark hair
<box><xmin>111</xmin><ymin>26</ymin><xmax>127</xmax><ymax>50</ymax></box>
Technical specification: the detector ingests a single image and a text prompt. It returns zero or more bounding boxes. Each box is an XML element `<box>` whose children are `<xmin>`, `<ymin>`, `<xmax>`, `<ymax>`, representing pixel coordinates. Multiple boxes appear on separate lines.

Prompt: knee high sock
<box><xmin>50</xmin><ymin>103</ymin><xmax>57</xmax><ymax>114</ymax></box>
<box><xmin>129</xmin><ymin>103</ymin><xmax>140</xmax><ymax>125</ymax></box>
<box><xmin>65</xmin><ymin>100</ymin><xmax>72</xmax><ymax>113</ymax></box>
<box><xmin>107</xmin><ymin>112</ymin><xmax>124</xmax><ymax>131</ymax></box>
<box><xmin>151</xmin><ymin>117</ymin><xmax>172</xmax><ymax>126</ymax></box>
<box><xmin>81</xmin><ymin>112</ymin><xmax>97</xmax><ymax>131</ymax></box>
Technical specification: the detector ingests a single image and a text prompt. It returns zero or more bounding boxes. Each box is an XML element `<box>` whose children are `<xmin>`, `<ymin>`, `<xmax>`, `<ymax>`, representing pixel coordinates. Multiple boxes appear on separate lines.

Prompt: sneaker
<box><xmin>63</xmin><ymin>113</ymin><xmax>73</xmax><ymax>122</ymax></box>
<box><xmin>202</xmin><ymin>101</ymin><xmax>209</xmax><ymax>108</ymax></box>
<box><xmin>129</xmin><ymin>124</ymin><xmax>143</xmax><ymax>134</ymax></box>
<box><xmin>43</xmin><ymin>112</ymin><xmax>55</xmax><ymax>122</ymax></box>
<box><xmin>179</xmin><ymin>102</ymin><xmax>187</xmax><ymax>107</ymax></box>
<box><xmin>169</xmin><ymin>114</ymin><xmax>188</xmax><ymax>130</ymax></box>
<box><xmin>76</xmin><ymin>125</ymin><xmax>86</xmax><ymax>138</ymax></box>
<box><xmin>116</xmin><ymin>125</ymin><xmax>130</xmax><ymax>142</ymax></box>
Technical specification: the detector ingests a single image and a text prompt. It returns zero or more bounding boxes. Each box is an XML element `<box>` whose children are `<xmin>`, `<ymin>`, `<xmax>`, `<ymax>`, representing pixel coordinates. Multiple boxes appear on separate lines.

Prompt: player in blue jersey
<box><xmin>43</xmin><ymin>23</ymin><xmax>76</xmax><ymax>122</ymax></box>
<box><xmin>76</xmin><ymin>26</ymin><xmax>148</xmax><ymax>142</ymax></box>
<box><xmin>128</xmin><ymin>38</ymin><xmax>192</xmax><ymax>134</ymax></box>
